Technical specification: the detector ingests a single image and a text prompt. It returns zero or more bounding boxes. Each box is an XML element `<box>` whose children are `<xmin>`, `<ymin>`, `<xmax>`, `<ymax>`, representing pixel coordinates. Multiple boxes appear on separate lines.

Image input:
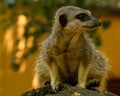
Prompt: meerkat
<box><xmin>34</xmin><ymin>6</ymin><xmax>109</xmax><ymax>92</ymax></box>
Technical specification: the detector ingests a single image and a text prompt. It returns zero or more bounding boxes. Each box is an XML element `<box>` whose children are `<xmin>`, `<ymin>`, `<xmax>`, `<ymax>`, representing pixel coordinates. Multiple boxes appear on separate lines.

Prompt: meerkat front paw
<box><xmin>51</xmin><ymin>80</ymin><xmax>62</xmax><ymax>93</ymax></box>
<box><xmin>86</xmin><ymin>78</ymin><xmax>100</xmax><ymax>90</ymax></box>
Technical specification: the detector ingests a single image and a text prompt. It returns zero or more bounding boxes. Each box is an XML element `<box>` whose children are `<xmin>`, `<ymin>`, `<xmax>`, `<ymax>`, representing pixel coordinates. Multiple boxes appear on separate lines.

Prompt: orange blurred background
<box><xmin>0</xmin><ymin>0</ymin><xmax>120</xmax><ymax>96</ymax></box>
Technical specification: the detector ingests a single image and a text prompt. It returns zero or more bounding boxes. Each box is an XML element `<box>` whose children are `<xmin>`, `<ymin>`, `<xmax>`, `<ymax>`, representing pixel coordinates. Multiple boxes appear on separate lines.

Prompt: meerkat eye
<box><xmin>76</xmin><ymin>13</ymin><xmax>90</xmax><ymax>22</ymax></box>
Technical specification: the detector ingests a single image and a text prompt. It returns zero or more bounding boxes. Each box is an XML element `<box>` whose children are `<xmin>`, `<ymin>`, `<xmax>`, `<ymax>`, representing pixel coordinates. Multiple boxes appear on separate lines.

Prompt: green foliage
<box><xmin>0</xmin><ymin>7</ymin><xmax>6</xmax><ymax>14</ymax></box>
<box><xmin>102</xmin><ymin>21</ymin><xmax>111</xmax><ymax>29</ymax></box>
<box><xmin>89</xmin><ymin>29</ymin><xmax>102</xmax><ymax>47</ymax></box>
<box><xmin>11</xmin><ymin>63</ymin><xmax>20</xmax><ymax>71</ymax></box>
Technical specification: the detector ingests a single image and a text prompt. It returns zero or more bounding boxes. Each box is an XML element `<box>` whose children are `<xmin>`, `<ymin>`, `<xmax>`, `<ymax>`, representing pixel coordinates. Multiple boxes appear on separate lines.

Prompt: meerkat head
<box><xmin>54</xmin><ymin>6</ymin><xmax>101</xmax><ymax>32</ymax></box>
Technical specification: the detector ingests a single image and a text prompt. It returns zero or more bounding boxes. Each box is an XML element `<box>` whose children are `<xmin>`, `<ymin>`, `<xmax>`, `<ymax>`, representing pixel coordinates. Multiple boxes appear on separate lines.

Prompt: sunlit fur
<box><xmin>34</xmin><ymin>6</ymin><xmax>109</xmax><ymax>92</ymax></box>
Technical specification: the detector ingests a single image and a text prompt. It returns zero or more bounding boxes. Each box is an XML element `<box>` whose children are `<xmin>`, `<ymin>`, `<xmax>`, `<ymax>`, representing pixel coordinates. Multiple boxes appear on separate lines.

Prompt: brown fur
<box><xmin>34</xmin><ymin>6</ymin><xmax>109</xmax><ymax>92</ymax></box>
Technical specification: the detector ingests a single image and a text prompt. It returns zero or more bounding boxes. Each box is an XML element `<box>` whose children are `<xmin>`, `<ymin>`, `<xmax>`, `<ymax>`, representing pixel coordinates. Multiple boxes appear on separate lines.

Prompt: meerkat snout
<box><xmin>83</xmin><ymin>18</ymin><xmax>101</xmax><ymax>29</ymax></box>
<box><xmin>97</xmin><ymin>21</ymin><xmax>101</xmax><ymax>26</ymax></box>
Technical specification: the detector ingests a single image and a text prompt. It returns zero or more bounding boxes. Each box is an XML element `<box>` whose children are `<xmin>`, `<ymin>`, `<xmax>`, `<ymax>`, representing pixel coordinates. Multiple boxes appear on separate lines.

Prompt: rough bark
<box><xmin>21</xmin><ymin>85</ymin><xmax>118</xmax><ymax>96</ymax></box>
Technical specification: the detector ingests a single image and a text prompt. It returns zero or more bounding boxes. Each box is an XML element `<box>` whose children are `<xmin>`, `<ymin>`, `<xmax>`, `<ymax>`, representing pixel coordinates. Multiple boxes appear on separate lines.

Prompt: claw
<box><xmin>51</xmin><ymin>80</ymin><xmax>62</xmax><ymax>93</ymax></box>
<box><xmin>86</xmin><ymin>79</ymin><xmax>100</xmax><ymax>90</ymax></box>
<box><xmin>53</xmin><ymin>84</ymin><xmax>62</xmax><ymax>93</ymax></box>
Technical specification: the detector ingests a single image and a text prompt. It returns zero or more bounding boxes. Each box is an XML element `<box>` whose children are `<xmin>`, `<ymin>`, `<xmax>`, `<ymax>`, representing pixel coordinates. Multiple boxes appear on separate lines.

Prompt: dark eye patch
<box><xmin>76</xmin><ymin>13</ymin><xmax>90</xmax><ymax>22</ymax></box>
<box><xmin>59</xmin><ymin>14</ymin><xmax>67</xmax><ymax>27</ymax></box>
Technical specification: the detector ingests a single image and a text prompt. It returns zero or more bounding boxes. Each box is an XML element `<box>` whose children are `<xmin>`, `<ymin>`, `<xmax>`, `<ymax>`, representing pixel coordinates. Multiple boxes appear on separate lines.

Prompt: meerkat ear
<box><xmin>59</xmin><ymin>14</ymin><xmax>67</xmax><ymax>27</ymax></box>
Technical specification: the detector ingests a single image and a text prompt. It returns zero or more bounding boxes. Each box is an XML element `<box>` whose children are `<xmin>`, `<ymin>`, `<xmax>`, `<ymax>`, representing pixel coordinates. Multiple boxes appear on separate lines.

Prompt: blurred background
<box><xmin>0</xmin><ymin>0</ymin><xmax>120</xmax><ymax>96</ymax></box>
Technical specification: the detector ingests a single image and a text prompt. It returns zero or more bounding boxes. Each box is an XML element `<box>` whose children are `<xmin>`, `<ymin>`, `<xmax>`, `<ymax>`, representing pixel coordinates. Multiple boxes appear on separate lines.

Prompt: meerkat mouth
<box><xmin>84</xmin><ymin>25</ymin><xmax>98</xmax><ymax>29</ymax></box>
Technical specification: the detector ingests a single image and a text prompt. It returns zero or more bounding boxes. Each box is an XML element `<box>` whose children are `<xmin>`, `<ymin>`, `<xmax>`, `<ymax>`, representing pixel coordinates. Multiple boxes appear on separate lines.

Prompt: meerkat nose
<box><xmin>97</xmin><ymin>21</ymin><xmax>101</xmax><ymax>26</ymax></box>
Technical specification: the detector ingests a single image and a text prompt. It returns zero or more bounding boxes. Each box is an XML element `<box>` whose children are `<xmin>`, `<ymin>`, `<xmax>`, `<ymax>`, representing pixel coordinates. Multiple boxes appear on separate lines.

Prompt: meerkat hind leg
<box><xmin>78</xmin><ymin>62</ymin><xmax>91</xmax><ymax>88</ymax></box>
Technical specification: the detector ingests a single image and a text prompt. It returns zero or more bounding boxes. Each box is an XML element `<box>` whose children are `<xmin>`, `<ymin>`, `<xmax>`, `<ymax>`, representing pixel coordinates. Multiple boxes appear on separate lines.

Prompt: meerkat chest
<box><xmin>64</xmin><ymin>33</ymin><xmax>90</xmax><ymax>72</ymax></box>
<box><xmin>66</xmin><ymin>32</ymin><xmax>88</xmax><ymax>56</ymax></box>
